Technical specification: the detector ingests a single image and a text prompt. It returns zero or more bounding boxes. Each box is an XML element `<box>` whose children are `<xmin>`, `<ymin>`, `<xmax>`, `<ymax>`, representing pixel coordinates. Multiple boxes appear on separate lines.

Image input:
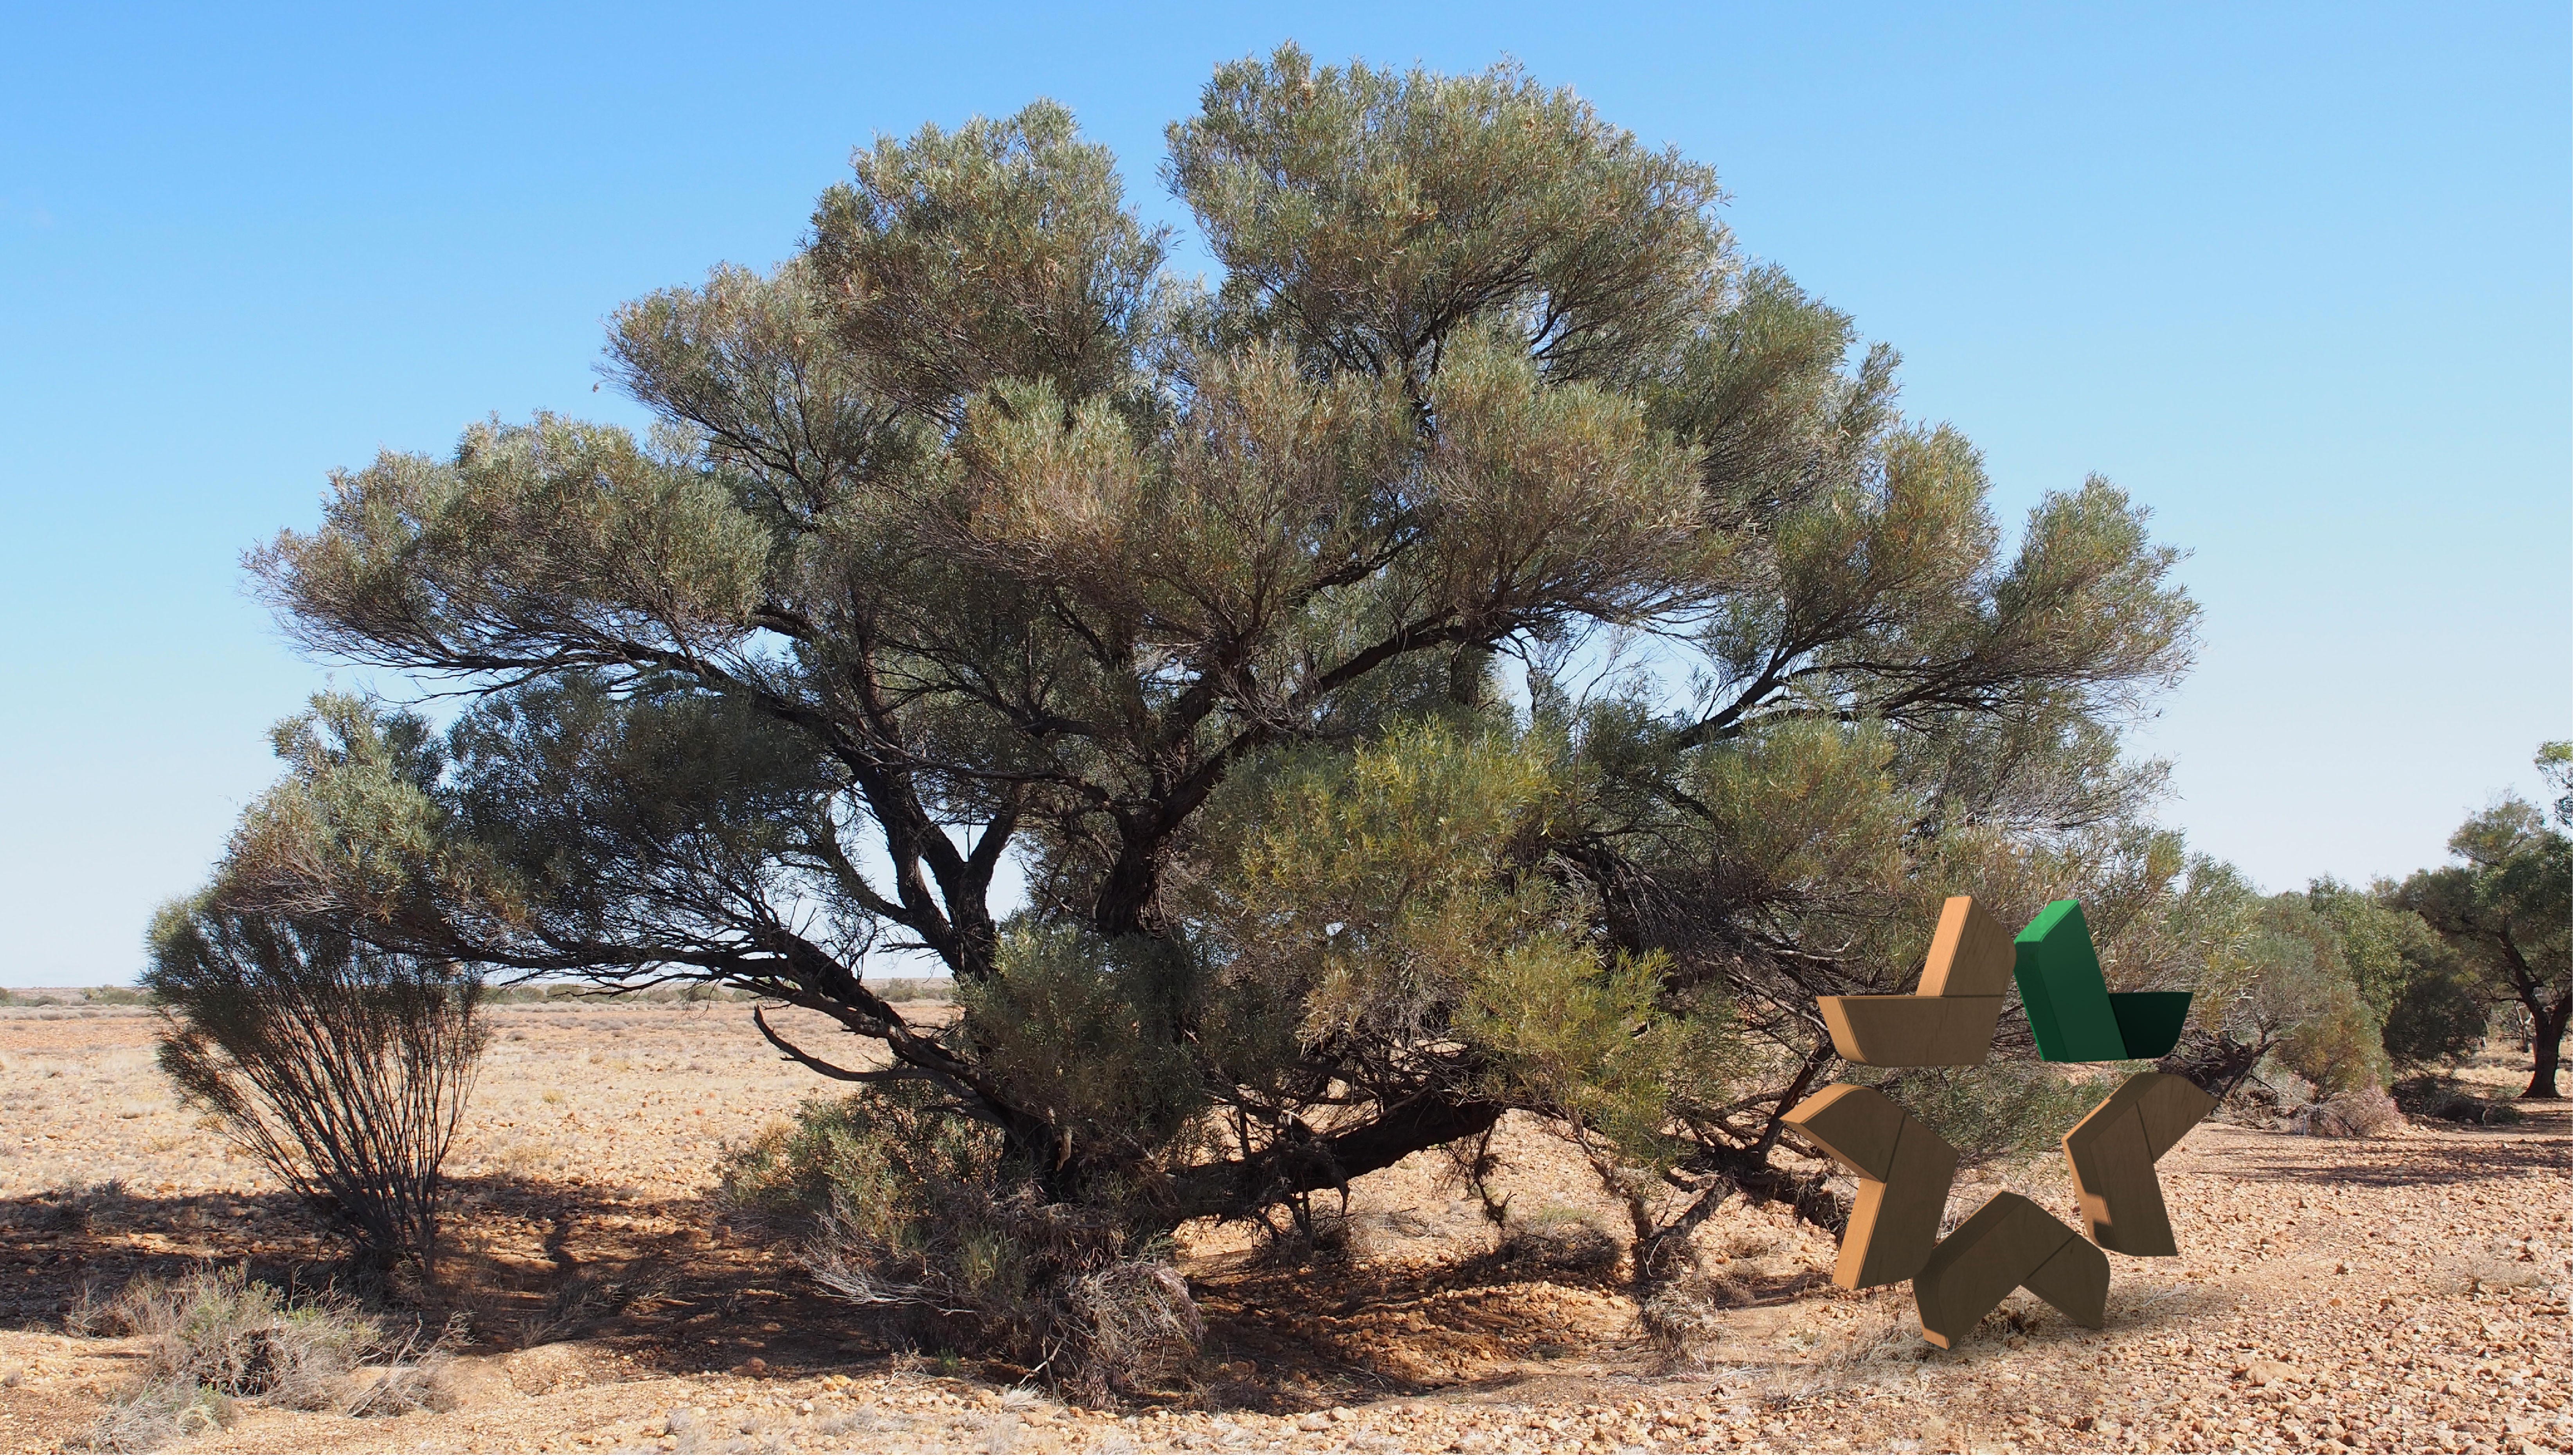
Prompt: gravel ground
<box><xmin>1</xmin><ymin>1001</ymin><xmax>2564</xmax><ymax>1454</ymax></box>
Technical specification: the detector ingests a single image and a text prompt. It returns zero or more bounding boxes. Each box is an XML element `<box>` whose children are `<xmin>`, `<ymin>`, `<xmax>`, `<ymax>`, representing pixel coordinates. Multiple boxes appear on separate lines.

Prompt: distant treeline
<box><xmin>2</xmin><ymin>978</ymin><xmax>955</xmax><ymax>1009</ymax></box>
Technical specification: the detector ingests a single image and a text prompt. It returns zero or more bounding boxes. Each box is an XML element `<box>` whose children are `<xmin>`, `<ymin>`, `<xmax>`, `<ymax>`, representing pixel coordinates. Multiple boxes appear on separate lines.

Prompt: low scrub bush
<box><xmin>77</xmin><ymin>1265</ymin><xmax>447</xmax><ymax>1451</ymax></box>
<box><xmin>145</xmin><ymin>901</ymin><xmax>486</xmax><ymax>1274</ymax></box>
<box><xmin>2391</xmin><ymin>1074</ymin><xmax>2525</xmax><ymax>1125</ymax></box>
<box><xmin>2291</xmin><ymin>1086</ymin><xmax>2404</xmax><ymax>1138</ymax></box>
<box><xmin>720</xmin><ymin>1084</ymin><xmax>1198</xmax><ymax>1400</ymax></box>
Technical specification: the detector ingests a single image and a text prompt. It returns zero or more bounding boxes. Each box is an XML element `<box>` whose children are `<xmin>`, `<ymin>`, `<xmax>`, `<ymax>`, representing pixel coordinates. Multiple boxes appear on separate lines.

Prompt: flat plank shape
<box><xmin>2060</xmin><ymin>1071</ymin><xmax>2213</xmax><ymax>1256</ymax></box>
<box><xmin>1818</xmin><ymin>996</ymin><xmax>2004</xmax><ymax>1067</ymax></box>
<box><xmin>2013</xmin><ymin>899</ymin><xmax>2130</xmax><ymax>1062</ymax></box>
<box><xmin>1911</xmin><ymin>1192</ymin><xmax>2087</xmax><ymax>1349</ymax></box>
<box><xmin>1785</xmin><ymin>1084</ymin><xmax>1962</xmax><ymax>1290</ymax></box>
<box><xmin>2107</xmin><ymin>991</ymin><xmax>2194</xmax><ymax>1060</ymax></box>
<box><xmin>2131</xmin><ymin>1071</ymin><xmax>2219</xmax><ymax>1160</ymax></box>
<box><xmin>1839</xmin><ymin>1114</ymin><xmax>1960</xmax><ymax>1289</ymax></box>
<box><xmin>1783</xmin><ymin>1083</ymin><xmax>1904</xmax><ymax>1180</ymax></box>
<box><xmin>1818</xmin><ymin>996</ymin><xmax>1942</xmax><ymax>1067</ymax></box>
<box><xmin>2019</xmin><ymin>1230</ymin><xmax>2111</xmax><ymax>1329</ymax></box>
<box><xmin>1918</xmin><ymin>895</ymin><xmax>2017</xmax><ymax>998</ymax></box>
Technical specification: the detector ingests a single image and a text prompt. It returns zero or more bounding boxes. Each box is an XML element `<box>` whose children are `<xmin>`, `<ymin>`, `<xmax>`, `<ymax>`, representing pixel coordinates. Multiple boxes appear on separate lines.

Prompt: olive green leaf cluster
<box><xmin>197</xmin><ymin>47</ymin><xmax>2240</xmax><ymax>1296</ymax></box>
<box><xmin>2391</xmin><ymin>774</ymin><xmax>2572</xmax><ymax>1099</ymax></box>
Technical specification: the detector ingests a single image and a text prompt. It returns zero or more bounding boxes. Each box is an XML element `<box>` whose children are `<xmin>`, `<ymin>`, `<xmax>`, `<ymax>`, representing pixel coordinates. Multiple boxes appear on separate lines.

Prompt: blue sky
<box><xmin>2</xmin><ymin>2</ymin><xmax>2565</xmax><ymax>985</ymax></box>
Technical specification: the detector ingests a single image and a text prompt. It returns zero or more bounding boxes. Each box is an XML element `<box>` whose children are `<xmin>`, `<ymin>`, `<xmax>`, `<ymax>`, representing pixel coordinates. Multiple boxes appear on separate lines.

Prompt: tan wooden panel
<box><xmin>2021</xmin><ymin>1228</ymin><xmax>2110</xmax><ymax>1328</ymax></box>
<box><xmin>1911</xmin><ymin>1192</ymin><xmax>2080</xmax><ymax>1349</ymax></box>
<box><xmin>2062</xmin><ymin>1095</ymin><xmax>2176</xmax><ymax>1256</ymax></box>
<box><xmin>1917</xmin><ymin>895</ymin><xmax>2018</xmax><ymax>998</ymax></box>
<box><xmin>1922</xmin><ymin>996</ymin><xmax>2004</xmax><ymax>1065</ymax></box>
<box><xmin>1783</xmin><ymin>1082</ymin><xmax>1904</xmax><ymax>1180</ymax></box>
<box><xmin>1817</xmin><ymin>995</ymin><xmax>1939</xmax><ymax>1066</ymax></box>
<box><xmin>2132</xmin><ymin>1071</ymin><xmax>2218</xmax><ymax>1160</ymax></box>
<box><xmin>1839</xmin><ymin>1115</ymin><xmax>1960</xmax><ymax>1289</ymax></box>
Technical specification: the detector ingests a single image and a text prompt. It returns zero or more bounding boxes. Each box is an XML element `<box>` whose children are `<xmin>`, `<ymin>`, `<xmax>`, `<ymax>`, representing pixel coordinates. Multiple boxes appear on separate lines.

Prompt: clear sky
<box><xmin>3</xmin><ymin>2</ymin><xmax>2566</xmax><ymax>986</ymax></box>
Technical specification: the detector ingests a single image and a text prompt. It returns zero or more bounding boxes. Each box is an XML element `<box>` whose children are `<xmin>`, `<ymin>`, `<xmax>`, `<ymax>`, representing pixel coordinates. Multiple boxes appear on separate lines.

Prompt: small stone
<box><xmin>2246</xmin><ymin>1359</ymin><xmax>2298</xmax><ymax>1388</ymax></box>
<box><xmin>1297</xmin><ymin>1413</ymin><xmax>1331</xmax><ymax>1431</ymax></box>
<box><xmin>1329</xmin><ymin>1406</ymin><xmax>1353</xmax><ymax>1423</ymax></box>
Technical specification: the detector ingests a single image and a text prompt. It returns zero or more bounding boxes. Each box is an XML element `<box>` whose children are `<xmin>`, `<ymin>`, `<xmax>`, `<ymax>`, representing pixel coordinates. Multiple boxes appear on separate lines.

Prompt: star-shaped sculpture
<box><xmin>1783</xmin><ymin>895</ymin><xmax>2215</xmax><ymax>1348</ymax></box>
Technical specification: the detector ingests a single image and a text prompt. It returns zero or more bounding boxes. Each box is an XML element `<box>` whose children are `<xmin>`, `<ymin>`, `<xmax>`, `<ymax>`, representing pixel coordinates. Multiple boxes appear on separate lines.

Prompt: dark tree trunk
<box><xmin>2524</xmin><ymin>996</ymin><xmax>2570</xmax><ymax>1100</ymax></box>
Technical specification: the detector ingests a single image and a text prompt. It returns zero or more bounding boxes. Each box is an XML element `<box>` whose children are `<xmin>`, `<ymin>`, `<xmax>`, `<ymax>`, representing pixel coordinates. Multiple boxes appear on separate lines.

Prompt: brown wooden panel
<box><xmin>1917</xmin><ymin>895</ymin><xmax>2018</xmax><ymax>998</ymax></box>
<box><xmin>1911</xmin><ymin>1192</ymin><xmax>2079</xmax><ymax>1349</ymax></box>
<box><xmin>2062</xmin><ymin>1094</ymin><xmax>2177</xmax><ymax>1256</ymax></box>
<box><xmin>2021</xmin><ymin>1233</ymin><xmax>2110</xmax><ymax>1328</ymax></box>
<box><xmin>1839</xmin><ymin>1116</ymin><xmax>1960</xmax><ymax>1289</ymax></box>
<box><xmin>2132</xmin><ymin>1071</ymin><xmax>2218</xmax><ymax>1160</ymax></box>
<box><xmin>1782</xmin><ymin>1082</ymin><xmax>1904</xmax><ymax>1180</ymax></box>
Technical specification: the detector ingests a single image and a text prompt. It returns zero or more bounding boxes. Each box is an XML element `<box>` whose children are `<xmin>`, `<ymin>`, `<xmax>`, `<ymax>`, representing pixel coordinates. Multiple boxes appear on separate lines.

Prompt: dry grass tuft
<box><xmin>74</xmin><ymin>1265</ymin><xmax>452</xmax><ymax>1451</ymax></box>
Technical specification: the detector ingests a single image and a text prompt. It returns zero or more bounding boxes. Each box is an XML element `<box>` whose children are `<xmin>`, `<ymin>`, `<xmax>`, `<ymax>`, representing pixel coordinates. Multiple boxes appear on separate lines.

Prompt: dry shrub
<box><xmin>145</xmin><ymin>902</ymin><xmax>486</xmax><ymax>1274</ymax></box>
<box><xmin>1638</xmin><ymin>1264</ymin><xmax>1754</xmax><ymax>1350</ymax></box>
<box><xmin>78</xmin><ymin>1265</ymin><xmax>448</xmax><ymax>1451</ymax></box>
<box><xmin>722</xmin><ymin>1084</ymin><xmax>1199</xmax><ymax>1401</ymax></box>
<box><xmin>2292</xmin><ymin>1086</ymin><xmax>2404</xmax><ymax>1138</ymax></box>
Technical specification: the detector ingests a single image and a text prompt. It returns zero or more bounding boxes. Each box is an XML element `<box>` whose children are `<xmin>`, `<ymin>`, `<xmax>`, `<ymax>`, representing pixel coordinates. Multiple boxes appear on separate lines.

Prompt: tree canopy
<box><xmin>218</xmin><ymin>50</ymin><xmax>2206</xmax><ymax>1254</ymax></box>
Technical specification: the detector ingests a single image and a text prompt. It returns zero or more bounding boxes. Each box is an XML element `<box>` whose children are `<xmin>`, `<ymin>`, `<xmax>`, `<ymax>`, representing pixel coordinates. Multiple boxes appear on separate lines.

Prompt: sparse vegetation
<box><xmin>144</xmin><ymin>899</ymin><xmax>487</xmax><ymax>1275</ymax></box>
<box><xmin>720</xmin><ymin>1083</ymin><xmax>1198</xmax><ymax>1399</ymax></box>
<box><xmin>74</xmin><ymin>1264</ymin><xmax>448</xmax><ymax>1452</ymax></box>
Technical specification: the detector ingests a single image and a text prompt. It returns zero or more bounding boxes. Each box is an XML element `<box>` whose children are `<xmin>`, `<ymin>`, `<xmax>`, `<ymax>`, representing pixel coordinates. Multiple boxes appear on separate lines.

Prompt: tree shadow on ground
<box><xmin>2207</xmin><ymin>1114</ymin><xmax>2571</xmax><ymax>1190</ymax></box>
<box><xmin>0</xmin><ymin>1174</ymin><xmax>889</xmax><ymax>1375</ymax></box>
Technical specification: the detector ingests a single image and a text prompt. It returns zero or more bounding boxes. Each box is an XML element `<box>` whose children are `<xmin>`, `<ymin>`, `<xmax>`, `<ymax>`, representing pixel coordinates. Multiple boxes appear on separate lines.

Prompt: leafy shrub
<box><xmin>145</xmin><ymin>900</ymin><xmax>486</xmax><ymax>1274</ymax></box>
<box><xmin>79</xmin><ymin>1265</ymin><xmax>446</xmax><ymax>1451</ymax></box>
<box><xmin>720</xmin><ymin>1084</ymin><xmax>1197</xmax><ymax>1400</ymax></box>
<box><xmin>2273</xmin><ymin>974</ymin><xmax>2391</xmax><ymax>1096</ymax></box>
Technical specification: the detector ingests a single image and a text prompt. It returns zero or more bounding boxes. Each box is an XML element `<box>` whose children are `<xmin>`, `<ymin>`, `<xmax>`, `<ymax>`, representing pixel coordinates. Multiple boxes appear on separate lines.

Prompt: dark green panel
<box><xmin>2105</xmin><ymin>991</ymin><xmax>2193</xmax><ymax>1060</ymax></box>
<box><xmin>2011</xmin><ymin>899</ymin><xmax>2130</xmax><ymax>1062</ymax></box>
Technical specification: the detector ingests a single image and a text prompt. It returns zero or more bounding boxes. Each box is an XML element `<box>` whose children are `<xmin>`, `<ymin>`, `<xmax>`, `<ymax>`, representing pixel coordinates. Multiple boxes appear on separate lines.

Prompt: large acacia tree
<box><xmin>225</xmin><ymin>49</ymin><xmax>2195</xmax><ymax>1234</ymax></box>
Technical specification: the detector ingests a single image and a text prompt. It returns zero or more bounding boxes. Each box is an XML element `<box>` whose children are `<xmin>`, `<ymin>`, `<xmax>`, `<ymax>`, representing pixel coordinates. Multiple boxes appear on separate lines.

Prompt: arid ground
<box><xmin>2</xmin><ymin>999</ymin><xmax>2564</xmax><ymax>1455</ymax></box>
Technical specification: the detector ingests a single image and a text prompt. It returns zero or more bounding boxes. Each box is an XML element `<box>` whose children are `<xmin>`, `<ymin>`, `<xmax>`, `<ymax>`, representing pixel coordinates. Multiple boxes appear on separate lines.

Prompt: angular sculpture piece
<box><xmin>2060</xmin><ymin>1070</ymin><xmax>2217</xmax><ymax>1255</ymax></box>
<box><xmin>1782</xmin><ymin>1083</ymin><xmax>1960</xmax><ymax>1288</ymax></box>
<box><xmin>1790</xmin><ymin>894</ymin><xmax>2217</xmax><ymax>1350</ymax></box>
<box><xmin>1817</xmin><ymin>895</ymin><xmax>2016</xmax><ymax>1066</ymax></box>
<box><xmin>2012</xmin><ymin>899</ymin><xmax>2194</xmax><ymax>1062</ymax></box>
<box><xmin>1911</xmin><ymin>1192</ymin><xmax>2109</xmax><ymax>1348</ymax></box>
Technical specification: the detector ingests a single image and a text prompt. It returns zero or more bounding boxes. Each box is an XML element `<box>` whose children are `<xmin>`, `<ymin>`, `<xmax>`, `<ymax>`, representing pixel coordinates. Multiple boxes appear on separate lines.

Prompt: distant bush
<box><xmin>2391</xmin><ymin>1074</ymin><xmax>2525</xmax><ymax>1126</ymax></box>
<box><xmin>82</xmin><ymin>986</ymin><xmax>153</xmax><ymax>1007</ymax></box>
<box><xmin>146</xmin><ymin>901</ymin><xmax>486</xmax><ymax>1275</ymax></box>
<box><xmin>77</xmin><ymin>1264</ymin><xmax>448</xmax><ymax>1451</ymax></box>
<box><xmin>2292</xmin><ymin>1086</ymin><xmax>2404</xmax><ymax>1138</ymax></box>
<box><xmin>720</xmin><ymin>1084</ymin><xmax>1196</xmax><ymax>1400</ymax></box>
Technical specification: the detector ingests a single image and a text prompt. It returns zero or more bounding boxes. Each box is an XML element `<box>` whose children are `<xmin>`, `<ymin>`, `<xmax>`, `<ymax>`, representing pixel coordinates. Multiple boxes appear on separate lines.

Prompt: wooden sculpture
<box><xmin>1781</xmin><ymin>1083</ymin><xmax>1958</xmax><ymax>1288</ymax></box>
<box><xmin>1816</xmin><ymin>895</ymin><xmax>2016</xmax><ymax>1066</ymax></box>
<box><xmin>2060</xmin><ymin>1070</ymin><xmax>2216</xmax><ymax>1256</ymax></box>
<box><xmin>1792</xmin><ymin>894</ymin><xmax>2215</xmax><ymax>1349</ymax></box>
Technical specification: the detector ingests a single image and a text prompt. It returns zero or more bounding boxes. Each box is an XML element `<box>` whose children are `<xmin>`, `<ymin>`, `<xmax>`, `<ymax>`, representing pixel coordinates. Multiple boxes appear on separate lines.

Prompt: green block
<box><xmin>2012</xmin><ymin>900</ymin><xmax>2130</xmax><ymax>1062</ymax></box>
<box><xmin>2107</xmin><ymin>991</ymin><xmax>2193</xmax><ymax>1060</ymax></box>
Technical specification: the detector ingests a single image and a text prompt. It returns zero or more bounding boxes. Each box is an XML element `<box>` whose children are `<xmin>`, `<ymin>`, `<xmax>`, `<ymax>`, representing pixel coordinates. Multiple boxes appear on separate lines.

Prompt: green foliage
<box><xmin>1854</xmin><ymin>1062</ymin><xmax>2117</xmax><ymax>1170</ymax></box>
<box><xmin>2308</xmin><ymin>879</ymin><xmax>2483</xmax><ymax>1069</ymax></box>
<box><xmin>2393</xmin><ymin>790</ymin><xmax>2572</xmax><ymax>1096</ymax></box>
<box><xmin>719</xmin><ymin>1085</ymin><xmax>1197</xmax><ymax>1397</ymax></box>
<box><xmin>959</xmin><ymin>925</ymin><xmax>1206</xmax><ymax>1165</ymax></box>
<box><xmin>217</xmin><ymin>46</ymin><xmax>2215</xmax><ymax>1277</ymax></box>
